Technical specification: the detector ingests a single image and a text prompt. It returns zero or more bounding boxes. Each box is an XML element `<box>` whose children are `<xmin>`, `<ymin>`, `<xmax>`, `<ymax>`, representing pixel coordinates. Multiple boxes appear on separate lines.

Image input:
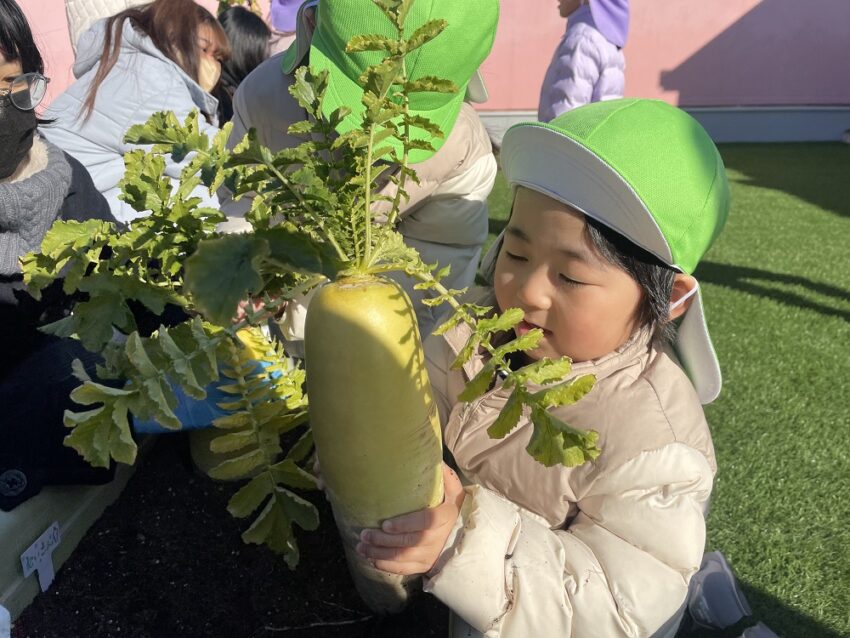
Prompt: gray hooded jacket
<box><xmin>44</xmin><ymin>18</ymin><xmax>220</xmax><ymax>222</ymax></box>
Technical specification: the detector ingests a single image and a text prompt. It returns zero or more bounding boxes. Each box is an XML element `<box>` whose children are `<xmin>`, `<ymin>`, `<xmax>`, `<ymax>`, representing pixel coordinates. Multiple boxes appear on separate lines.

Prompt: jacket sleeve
<box><xmin>424</xmin><ymin>443</ymin><xmax>714</xmax><ymax>637</ymax></box>
<box><xmin>60</xmin><ymin>152</ymin><xmax>117</xmax><ymax>224</ymax></box>
<box><xmin>217</xmin><ymin>55</ymin><xmax>306</xmax><ymax>228</ymax></box>
<box><xmin>538</xmin><ymin>31</ymin><xmax>603</xmax><ymax>122</ymax></box>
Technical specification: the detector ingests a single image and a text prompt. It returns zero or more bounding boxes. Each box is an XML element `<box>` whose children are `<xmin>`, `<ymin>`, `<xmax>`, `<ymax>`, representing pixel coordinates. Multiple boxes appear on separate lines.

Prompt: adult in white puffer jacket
<box><xmin>538</xmin><ymin>0</ymin><xmax>629</xmax><ymax>122</ymax></box>
<box><xmin>44</xmin><ymin>0</ymin><xmax>229</xmax><ymax>223</ymax></box>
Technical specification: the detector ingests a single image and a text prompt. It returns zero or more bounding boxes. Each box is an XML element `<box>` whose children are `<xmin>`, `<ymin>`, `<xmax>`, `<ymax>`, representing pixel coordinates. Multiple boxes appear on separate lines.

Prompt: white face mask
<box><xmin>670</xmin><ymin>281</ymin><xmax>700</xmax><ymax>312</ymax></box>
<box><xmin>198</xmin><ymin>57</ymin><xmax>221</xmax><ymax>93</ymax></box>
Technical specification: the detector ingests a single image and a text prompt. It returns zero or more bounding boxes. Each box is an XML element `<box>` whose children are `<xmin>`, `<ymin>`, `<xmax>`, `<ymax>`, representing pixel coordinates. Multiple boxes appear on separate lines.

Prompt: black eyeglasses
<box><xmin>0</xmin><ymin>72</ymin><xmax>50</xmax><ymax>111</ymax></box>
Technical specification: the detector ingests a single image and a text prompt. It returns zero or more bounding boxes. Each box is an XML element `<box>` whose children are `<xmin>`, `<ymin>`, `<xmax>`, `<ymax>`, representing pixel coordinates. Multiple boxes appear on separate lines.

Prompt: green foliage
<box><xmin>209</xmin><ymin>333</ymin><xmax>317</xmax><ymax>568</ymax></box>
<box><xmin>19</xmin><ymin>0</ymin><xmax>600</xmax><ymax>566</ymax></box>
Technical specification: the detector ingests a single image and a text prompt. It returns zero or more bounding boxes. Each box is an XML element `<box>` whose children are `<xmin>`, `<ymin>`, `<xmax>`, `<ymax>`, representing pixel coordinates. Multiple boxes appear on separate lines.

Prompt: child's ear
<box><xmin>669</xmin><ymin>274</ymin><xmax>699</xmax><ymax>321</ymax></box>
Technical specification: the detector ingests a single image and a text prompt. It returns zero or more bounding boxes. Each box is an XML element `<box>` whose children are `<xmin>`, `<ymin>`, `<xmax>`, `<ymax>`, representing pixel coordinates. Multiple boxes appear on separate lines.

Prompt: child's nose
<box><xmin>516</xmin><ymin>268</ymin><xmax>552</xmax><ymax>310</ymax></box>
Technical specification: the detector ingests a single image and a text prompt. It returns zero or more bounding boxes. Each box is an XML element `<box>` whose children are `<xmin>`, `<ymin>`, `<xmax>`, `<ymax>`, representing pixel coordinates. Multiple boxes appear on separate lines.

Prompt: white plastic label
<box><xmin>20</xmin><ymin>521</ymin><xmax>61</xmax><ymax>592</ymax></box>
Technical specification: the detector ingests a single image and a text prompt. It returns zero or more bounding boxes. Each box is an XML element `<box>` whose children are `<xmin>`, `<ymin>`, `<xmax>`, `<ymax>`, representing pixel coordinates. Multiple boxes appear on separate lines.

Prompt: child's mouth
<box><xmin>516</xmin><ymin>320</ymin><xmax>549</xmax><ymax>337</ymax></box>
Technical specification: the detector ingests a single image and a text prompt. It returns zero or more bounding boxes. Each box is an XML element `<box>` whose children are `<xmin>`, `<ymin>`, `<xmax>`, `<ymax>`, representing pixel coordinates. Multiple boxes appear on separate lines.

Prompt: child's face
<box><xmin>558</xmin><ymin>0</ymin><xmax>584</xmax><ymax>18</ymax></box>
<box><xmin>494</xmin><ymin>187</ymin><xmax>644</xmax><ymax>363</ymax></box>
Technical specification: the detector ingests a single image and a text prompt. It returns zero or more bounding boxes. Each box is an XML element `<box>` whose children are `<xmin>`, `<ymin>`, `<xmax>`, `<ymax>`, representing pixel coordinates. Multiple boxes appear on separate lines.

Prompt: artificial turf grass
<box><xmin>485</xmin><ymin>143</ymin><xmax>850</xmax><ymax>638</ymax></box>
<box><xmin>694</xmin><ymin>143</ymin><xmax>849</xmax><ymax>638</ymax></box>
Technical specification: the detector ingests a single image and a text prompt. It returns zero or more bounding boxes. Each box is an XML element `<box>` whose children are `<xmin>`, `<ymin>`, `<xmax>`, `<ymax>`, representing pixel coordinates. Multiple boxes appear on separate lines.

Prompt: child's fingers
<box><xmin>356</xmin><ymin>543</ymin><xmax>433</xmax><ymax>575</ymax></box>
<box><xmin>381</xmin><ymin>506</ymin><xmax>453</xmax><ymax>534</ymax></box>
<box><xmin>311</xmin><ymin>456</ymin><xmax>326</xmax><ymax>493</ymax></box>
<box><xmin>360</xmin><ymin>528</ymin><xmax>425</xmax><ymax>548</ymax></box>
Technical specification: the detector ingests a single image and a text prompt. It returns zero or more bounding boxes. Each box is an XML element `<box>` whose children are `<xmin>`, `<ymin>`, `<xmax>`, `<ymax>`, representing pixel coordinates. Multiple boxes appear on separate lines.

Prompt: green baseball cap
<box><xmin>499</xmin><ymin>98</ymin><xmax>731</xmax><ymax>403</ymax></box>
<box><xmin>283</xmin><ymin>0</ymin><xmax>498</xmax><ymax>164</ymax></box>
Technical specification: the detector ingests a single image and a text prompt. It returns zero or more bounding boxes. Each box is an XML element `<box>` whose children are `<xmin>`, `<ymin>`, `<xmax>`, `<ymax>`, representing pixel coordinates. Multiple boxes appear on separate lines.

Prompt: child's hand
<box><xmin>356</xmin><ymin>464</ymin><xmax>465</xmax><ymax>576</ymax></box>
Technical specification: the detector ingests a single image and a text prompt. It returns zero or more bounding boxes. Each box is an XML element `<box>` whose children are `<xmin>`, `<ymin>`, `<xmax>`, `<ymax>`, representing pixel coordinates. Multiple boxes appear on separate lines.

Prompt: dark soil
<box><xmin>12</xmin><ymin>436</ymin><xmax>449</xmax><ymax>638</ymax></box>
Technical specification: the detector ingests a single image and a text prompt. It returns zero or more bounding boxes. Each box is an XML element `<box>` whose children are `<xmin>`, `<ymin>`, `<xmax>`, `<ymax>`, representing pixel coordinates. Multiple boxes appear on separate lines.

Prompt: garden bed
<box><xmin>12</xmin><ymin>435</ymin><xmax>448</xmax><ymax>638</ymax></box>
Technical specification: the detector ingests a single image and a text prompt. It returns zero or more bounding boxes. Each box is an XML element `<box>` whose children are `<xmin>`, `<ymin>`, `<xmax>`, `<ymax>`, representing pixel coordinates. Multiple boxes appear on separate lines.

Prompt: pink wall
<box><xmin>480</xmin><ymin>0</ymin><xmax>850</xmax><ymax>110</ymax></box>
<box><xmin>19</xmin><ymin>0</ymin><xmax>850</xmax><ymax>110</ymax></box>
<box><xmin>18</xmin><ymin>0</ymin><xmax>266</xmax><ymax>107</ymax></box>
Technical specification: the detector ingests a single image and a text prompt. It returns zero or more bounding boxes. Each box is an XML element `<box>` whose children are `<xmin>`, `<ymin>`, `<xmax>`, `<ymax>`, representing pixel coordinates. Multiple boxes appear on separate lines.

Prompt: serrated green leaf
<box><xmin>477</xmin><ymin>307</ymin><xmax>524</xmax><ymax>335</ymax></box>
<box><xmin>452</xmin><ymin>332</ymin><xmax>481</xmax><ymax>370</ymax></box>
<box><xmin>125</xmin><ymin>332</ymin><xmax>158</xmax><ymax>377</ymax></box>
<box><xmin>139</xmin><ymin>376</ymin><xmax>180</xmax><ymax>430</ymax></box>
<box><xmin>38</xmin><ymin>316</ymin><xmax>77</xmax><ymax>339</ymax></box>
<box><xmin>347</xmin><ymin>34</ymin><xmax>400</xmax><ymax>55</ymax></box>
<box><xmin>517</xmin><ymin>357</ymin><xmax>574</xmax><ymax>385</ymax></box>
<box><xmin>458</xmin><ymin>360</ymin><xmax>497</xmax><ymax>402</ymax></box>
<box><xmin>405</xmin><ymin>19</ymin><xmax>446</xmax><ymax>52</ymax></box>
<box><xmin>284</xmin><ymin>428</ymin><xmax>314</xmax><ymax>462</ymax></box>
<box><xmin>269</xmin><ymin>458</ymin><xmax>317</xmax><ymax>490</ymax></box>
<box><xmin>109</xmin><ymin>398</ymin><xmax>139</xmax><ymax>465</ymax></box>
<box><xmin>228</xmin><ymin>473</ymin><xmax>274</xmax><ymax>518</ymax></box>
<box><xmin>404</xmin><ymin>76</ymin><xmax>457</xmax><ymax>95</ymax></box>
<box><xmin>63</xmin><ymin>397</ymin><xmax>137</xmax><ymax>468</ymax></box>
<box><xmin>73</xmin><ymin>292</ymin><xmax>134</xmax><ymax>352</ymax></box>
<box><xmin>241</xmin><ymin>487</ymin><xmax>319</xmax><ymax>567</ymax></box>
<box><xmin>287</xmin><ymin>120</ymin><xmax>314</xmax><ymax>136</ymax></box>
<box><xmin>156</xmin><ymin>328</ymin><xmax>206</xmax><ymax>399</ymax></box>
<box><xmin>69</xmin><ymin>381</ymin><xmax>132</xmax><ymax>405</ymax></box>
<box><xmin>534</xmin><ymin>374</ymin><xmax>596</xmax><ymax>409</ymax></box>
<box><xmin>258</xmin><ymin>227</ymin><xmax>343</xmax><ymax>279</ymax></box>
<box><xmin>433</xmin><ymin>312</ymin><xmax>462</xmax><ymax>336</ymax></box>
<box><xmin>207</xmin><ymin>448</ymin><xmax>265</xmax><ymax>480</ymax></box>
<box><xmin>210</xmin><ymin>429</ymin><xmax>258</xmax><ymax>454</ymax></box>
<box><xmin>212</xmin><ymin>411</ymin><xmax>253</xmax><ymax>430</ymax></box>
<box><xmin>526</xmin><ymin>405</ymin><xmax>601</xmax><ymax>468</ymax></box>
<box><xmin>404</xmin><ymin>114</ymin><xmax>444</xmax><ymax>138</ymax></box>
<box><xmin>360</xmin><ymin>58</ymin><xmax>404</xmax><ymax>99</ymax></box>
<box><xmin>184</xmin><ymin>234</ymin><xmax>270</xmax><ymax>325</ymax></box>
<box><xmin>487</xmin><ymin>388</ymin><xmax>524</xmax><ymax>439</ymax></box>
<box><xmin>493</xmin><ymin>330</ymin><xmax>544</xmax><ymax>358</ymax></box>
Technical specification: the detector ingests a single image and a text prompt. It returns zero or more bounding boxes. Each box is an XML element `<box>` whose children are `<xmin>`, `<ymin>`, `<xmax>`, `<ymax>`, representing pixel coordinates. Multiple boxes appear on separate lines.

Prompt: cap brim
<box><xmin>675</xmin><ymin>288</ymin><xmax>722</xmax><ymax>404</ymax></box>
<box><xmin>465</xmin><ymin>70</ymin><xmax>489</xmax><ymax>104</ymax></box>
<box><xmin>281</xmin><ymin>0</ymin><xmax>319</xmax><ymax>74</ymax></box>
<box><xmin>309</xmin><ymin>34</ymin><xmax>464</xmax><ymax>164</ymax></box>
<box><xmin>501</xmin><ymin>123</ymin><xmax>675</xmax><ymax>267</ymax></box>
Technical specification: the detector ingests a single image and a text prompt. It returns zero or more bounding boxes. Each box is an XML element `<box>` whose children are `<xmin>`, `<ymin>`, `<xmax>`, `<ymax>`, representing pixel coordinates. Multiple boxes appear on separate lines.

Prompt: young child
<box><xmin>356</xmin><ymin>98</ymin><xmax>730</xmax><ymax>637</ymax></box>
<box><xmin>539</xmin><ymin>0</ymin><xmax>629</xmax><ymax>122</ymax></box>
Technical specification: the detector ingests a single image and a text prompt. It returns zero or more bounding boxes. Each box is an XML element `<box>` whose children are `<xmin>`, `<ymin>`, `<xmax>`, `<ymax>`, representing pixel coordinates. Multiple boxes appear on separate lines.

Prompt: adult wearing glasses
<box><xmin>0</xmin><ymin>0</ymin><xmax>118</xmax><ymax>511</ymax></box>
<box><xmin>43</xmin><ymin>0</ymin><xmax>230</xmax><ymax>223</ymax></box>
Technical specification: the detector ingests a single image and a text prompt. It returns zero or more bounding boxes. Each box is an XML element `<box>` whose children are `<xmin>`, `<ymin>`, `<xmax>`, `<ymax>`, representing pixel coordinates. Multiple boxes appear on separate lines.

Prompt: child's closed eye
<box><xmin>558</xmin><ymin>274</ymin><xmax>585</xmax><ymax>287</ymax></box>
<box><xmin>504</xmin><ymin>251</ymin><xmax>528</xmax><ymax>262</ymax></box>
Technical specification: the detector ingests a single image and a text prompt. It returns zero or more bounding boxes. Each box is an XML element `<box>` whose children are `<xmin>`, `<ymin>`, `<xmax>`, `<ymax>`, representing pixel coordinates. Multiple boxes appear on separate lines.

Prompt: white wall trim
<box><xmin>478</xmin><ymin>106</ymin><xmax>850</xmax><ymax>146</ymax></box>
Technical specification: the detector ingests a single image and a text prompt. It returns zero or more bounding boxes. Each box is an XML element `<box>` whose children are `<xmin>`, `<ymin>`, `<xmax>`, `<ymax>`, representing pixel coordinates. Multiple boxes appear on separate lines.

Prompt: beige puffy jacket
<box><xmin>422</xmin><ymin>314</ymin><xmax>717</xmax><ymax>637</ymax></box>
<box><xmin>218</xmin><ymin>53</ymin><xmax>497</xmax><ymax>346</ymax></box>
<box><xmin>64</xmin><ymin>0</ymin><xmax>146</xmax><ymax>52</ymax></box>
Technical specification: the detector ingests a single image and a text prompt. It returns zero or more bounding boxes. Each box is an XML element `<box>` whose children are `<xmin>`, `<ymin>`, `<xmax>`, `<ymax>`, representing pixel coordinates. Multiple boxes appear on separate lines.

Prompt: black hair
<box><xmin>583</xmin><ymin>217</ymin><xmax>676</xmax><ymax>345</ymax></box>
<box><xmin>0</xmin><ymin>0</ymin><xmax>53</xmax><ymax>124</ymax></box>
<box><xmin>215</xmin><ymin>6</ymin><xmax>270</xmax><ymax>123</ymax></box>
<box><xmin>0</xmin><ymin>0</ymin><xmax>44</xmax><ymax>75</ymax></box>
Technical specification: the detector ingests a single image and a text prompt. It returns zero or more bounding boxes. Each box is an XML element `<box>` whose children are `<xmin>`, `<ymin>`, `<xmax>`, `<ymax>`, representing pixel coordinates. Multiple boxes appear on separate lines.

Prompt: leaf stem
<box><xmin>261</xmin><ymin>162</ymin><xmax>350</xmax><ymax>264</ymax></box>
<box><xmin>386</xmin><ymin>58</ymin><xmax>410</xmax><ymax>230</ymax></box>
<box><xmin>363</xmin><ymin>127</ymin><xmax>374</xmax><ymax>268</ymax></box>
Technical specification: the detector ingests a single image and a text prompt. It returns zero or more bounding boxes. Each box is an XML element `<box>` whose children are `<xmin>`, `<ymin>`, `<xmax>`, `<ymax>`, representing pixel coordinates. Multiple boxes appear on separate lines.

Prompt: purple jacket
<box><xmin>538</xmin><ymin>19</ymin><xmax>625</xmax><ymax>122</ymax></box>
